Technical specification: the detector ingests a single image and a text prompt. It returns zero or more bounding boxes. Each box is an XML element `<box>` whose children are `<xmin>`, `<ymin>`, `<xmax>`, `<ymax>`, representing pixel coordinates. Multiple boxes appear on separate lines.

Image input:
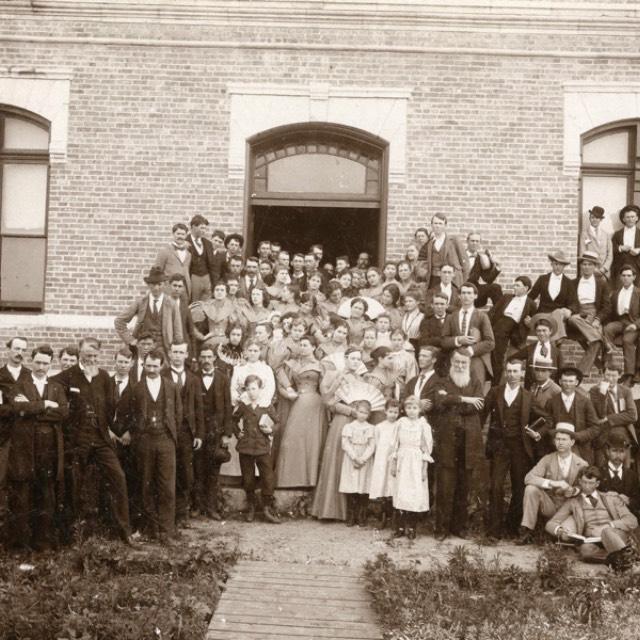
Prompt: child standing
<box><xmin>339</xmin><ymin>400</ymin><xmax>376</xmax><ymax>527</ymax></box>
<box><xmin>368</xmin><ymin>399</ymin><xmax>401</xmax><ymax>529</ymax></box>
<box><xmin>232</xmin><ymin>375</ymin><xmax>281</xmax><ymax>524</ymax></box>
<box><xmin>390</xmin><ymin>396</ymin><xmax>433</xmax><ymax>539</ymax></box>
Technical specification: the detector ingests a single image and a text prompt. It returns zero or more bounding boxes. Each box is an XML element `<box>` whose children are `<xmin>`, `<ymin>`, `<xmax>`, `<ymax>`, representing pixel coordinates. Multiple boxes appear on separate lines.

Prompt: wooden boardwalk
<box><xmin>207</xmin><ymin>560</ymin><xmax>382</xmax><ymax>640</ymax></box>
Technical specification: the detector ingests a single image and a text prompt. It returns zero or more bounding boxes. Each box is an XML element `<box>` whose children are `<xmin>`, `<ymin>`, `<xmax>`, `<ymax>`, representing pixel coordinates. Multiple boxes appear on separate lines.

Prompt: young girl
<box><xmin>390</xmin><ymin>396</ymin><xmax>433</xmax><ymax>539</ymax></box>
<box><xmin>368</xmin><ymin>399</ymin><xmax>401</xmax><ymax>529</ymax></box>
<box><xmin>339</xmin><ymin>400</ymin><xmax>376</xmax><ymax>527</ymax></box>
<box><xmin>389</xmin><ymin>328</ymin><xmax>418</xmax><ymax>384</ymax></box>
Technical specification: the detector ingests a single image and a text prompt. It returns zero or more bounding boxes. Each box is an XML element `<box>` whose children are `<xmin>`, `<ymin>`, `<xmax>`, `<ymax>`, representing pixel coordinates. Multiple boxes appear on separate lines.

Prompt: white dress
<box><xmin>391</xmin><ymin>416</ymin><xmax>433</xmax><ymax>512</ymax></box>
<box><xmin>339</xmin><ymin>420</ymin><xmax>376</xmax><ymax>494</ymax></box>
<box><xmin>368</xmin><ymin>420</ymin><xmax>398</xmax><ymax>500</ymax></box>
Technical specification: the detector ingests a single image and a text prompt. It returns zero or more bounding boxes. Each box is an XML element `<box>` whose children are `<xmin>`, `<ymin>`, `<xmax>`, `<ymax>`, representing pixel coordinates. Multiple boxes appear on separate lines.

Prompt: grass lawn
<box><xmin>364</xmin><ymin>546</ymin><xmax>640</xmax><ymax>640</ymax></box>
<box><xmin>0</xmin><ymin>535</ymin><xmax>237</xmax><ymax>640</ymax></box>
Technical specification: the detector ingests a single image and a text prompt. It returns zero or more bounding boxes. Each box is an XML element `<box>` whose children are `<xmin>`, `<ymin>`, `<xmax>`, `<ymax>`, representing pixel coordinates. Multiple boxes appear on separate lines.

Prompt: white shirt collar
<box><xmin>6</xmin><ymin>363</ymin><xmax>22</xmax><ymax>380</ymax></box>
<box><xmin>149</xmin><ymin>292</ymin><xmax>164</xmax><ymax>307</ymax></box>
<box><xmin>145</xmin><ymin>375</ymin><xmax>162</xmax><ymax>399</ymax></box>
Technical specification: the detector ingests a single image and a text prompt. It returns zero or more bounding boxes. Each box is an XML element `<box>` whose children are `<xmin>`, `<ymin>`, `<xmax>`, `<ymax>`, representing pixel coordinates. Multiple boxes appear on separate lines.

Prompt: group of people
<box><xmin>3</xmin><ymin>205</ymin><xmax>640</xmax><ymax>570</ymax></box>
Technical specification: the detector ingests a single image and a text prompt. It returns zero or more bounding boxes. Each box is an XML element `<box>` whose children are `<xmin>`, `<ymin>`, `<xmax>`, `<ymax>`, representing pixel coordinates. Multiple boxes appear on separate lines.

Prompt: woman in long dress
<box><xmin>400</xmin><ymin>287</ymin><xmax>425</xmax><ymax>355</ymax></box>
<box><xmin>190</xmin><ymin>281</ymin><xmax>238</xmax><ymax>348</ymax></box>
<box><xmin>345</xmin><ymin>297</ymin><xmax>371</xmax><ymax>345</ymax></box>
<box><xmin>235</xmin><ymin>287</ymin><xmax>271</xmax><ymax>334</ymax></box>
<box><xmin>311</xmin><ymin>346</ymin><xmax>368</xmax><ymax>520</ymax></box>
<box><xmin>276</xmin><ymin>335</ymin><xmax>327</xmax><ymax>488</ymax></box>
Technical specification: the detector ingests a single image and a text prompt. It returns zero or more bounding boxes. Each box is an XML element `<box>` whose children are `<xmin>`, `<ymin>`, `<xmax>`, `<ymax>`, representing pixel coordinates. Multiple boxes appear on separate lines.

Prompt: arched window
<box><xmin>0</xmin><ymin>107</ymin><xmax>50</xmax><ymax>311</ymax></box>
<box><xmin>580</xmin><ymin>122</ymin><xmax>637</xmax><ymax>237</ymax></box>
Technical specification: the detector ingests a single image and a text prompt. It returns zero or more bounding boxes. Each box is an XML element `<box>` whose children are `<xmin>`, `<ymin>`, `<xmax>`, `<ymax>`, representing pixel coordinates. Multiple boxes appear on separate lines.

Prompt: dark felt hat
<box><xmin>606</xmin><ymin>433</ymin><xmax>631</xmax><ymax>449</ymax></box>
<box><xmin>619</xmin><ymin>204</ymin><xmax>640</xmax><ymax>224</ymax></box>
<box><xmin>144</xmin><ymin>266</ymin><xmax>168</xmax><ymax>284</ymax></box>
<box><xmin>588</xmin><ymin>206</ymin><xmax>605</xmax><ymax>219</ymax></box>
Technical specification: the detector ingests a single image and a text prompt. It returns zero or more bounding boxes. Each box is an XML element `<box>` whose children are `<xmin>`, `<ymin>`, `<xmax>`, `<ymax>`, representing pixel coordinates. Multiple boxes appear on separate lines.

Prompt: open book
<box><xmin>566</xmin><ymin>533</ymin><xmax>601</xmax><ymax>544</ymax></box>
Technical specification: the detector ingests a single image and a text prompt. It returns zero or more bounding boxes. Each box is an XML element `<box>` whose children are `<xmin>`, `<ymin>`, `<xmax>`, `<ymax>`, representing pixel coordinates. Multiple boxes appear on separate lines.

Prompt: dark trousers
<box><xmin>193</xmin><ymin>432</ymin><xmax>222</xmax><ymax>514</ymax></box>
<box><xmin>0</xmin><ymin>439</ymin><xmax>9</xmax><ymax>545</ymax></box>
<box><xmin>491</xmin><ymin>317</ymin><xmax>518</xmax><ymax>385</ymax></box>
<box><xmin>239</xmin><ymin>452</ymin><xmax>275</xmax><ymax>499</ymax></box>
<box><xmin>116</xmin><ymin>442</ymin><xmax>142</xmax><ymax>530</ymax></box>
<box><xmin>73</xmin><ymin>431</ymin><xmax>130</xmax><ymax>539</ymax></box>
<box><xmin>488</xmin><ymin>436</ymin><xmax>532</xmax><ymax>538</ymax></box>
<box><xmin>137</xmin><ymin>432</ymin><xmax>176</xmax><ymax>537</ymax></box>
<box><xmin>8</xmin><ymin>426</ymin><xmax>58</xmax><ymax>548</ymax></box>
<box><xmin>475</xmin><ymin>282</ymin><xmax>503</xmax><ymax>308</ymax></box>
<box><xmin>175</xmin><ymin>429</ymin><xmax>194</xmax><ymax>521</ymax></box>
<box><xmin>436</xmin><ymin>430</ymin><xmax>468</xmax><ymax>534</ymax></box>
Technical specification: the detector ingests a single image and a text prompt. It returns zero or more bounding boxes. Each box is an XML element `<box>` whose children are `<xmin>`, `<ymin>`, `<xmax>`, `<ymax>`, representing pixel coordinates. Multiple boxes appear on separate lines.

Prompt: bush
<box><xmin>0</xmin><ymin>537</ymin><xmax>237</xmax><ymax>640</ymax></box>
<box><xmin>363</xmin><ymin>547</ymin><xmax>640</xmax><ymax>640</ymax></box>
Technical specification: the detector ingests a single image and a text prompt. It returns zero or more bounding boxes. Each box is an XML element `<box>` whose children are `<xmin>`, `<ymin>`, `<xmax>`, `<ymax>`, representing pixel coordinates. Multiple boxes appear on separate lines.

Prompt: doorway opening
<box><xmin>244</xmin><ymin>122</ymin><xmax>388</xmax><ymax>266</ymax></box>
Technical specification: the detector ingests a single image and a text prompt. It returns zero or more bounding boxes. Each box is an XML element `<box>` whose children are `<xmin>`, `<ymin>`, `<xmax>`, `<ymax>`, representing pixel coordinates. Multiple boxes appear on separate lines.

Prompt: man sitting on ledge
<box><xmin>546</xmin><ymin>465</ymin><xmax>638</xmax><ymax>572</ymax></box>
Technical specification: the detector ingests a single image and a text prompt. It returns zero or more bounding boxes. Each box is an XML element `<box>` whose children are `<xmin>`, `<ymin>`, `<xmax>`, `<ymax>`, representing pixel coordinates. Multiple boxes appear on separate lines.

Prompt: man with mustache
<box><xmin>430</xmin><ymin>349</ymin><xmax>484</xmax><ymax>541</ymax></box>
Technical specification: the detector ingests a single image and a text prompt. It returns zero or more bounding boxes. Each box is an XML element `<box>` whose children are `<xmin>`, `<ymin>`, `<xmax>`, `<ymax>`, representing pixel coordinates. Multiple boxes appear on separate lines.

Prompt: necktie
<box><xmin>153</xmin><ymin>298</ymin><xmax>160</xmax><ymax>317</ymax></box>
<box><xmin>461</xmin><ymin>310</ymin><xmax>468</xmax><ymax>336</ymax></box>
<box><xmin>587</xmin><ymin>494</ymin><xmax>598</xmax><ymax>508</ymax></box>
<box><xmin>609</xmin><ymin>391</ymin><xmax>618</xmax><ymax>413</ymax></box>
<box><xmin>173</xmin><ymin>370</ymin><xmax>184</xmax><ymax>390</ymax></box>
<box><xmin>540</xmin><ymin>342</ymin><xmax>548</xmax><ymax>358</ymax></box>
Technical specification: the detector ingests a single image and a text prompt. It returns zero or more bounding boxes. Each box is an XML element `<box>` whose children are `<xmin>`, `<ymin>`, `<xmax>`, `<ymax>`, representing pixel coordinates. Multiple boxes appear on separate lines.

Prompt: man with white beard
<box><xmin>431</xmin><ymin>349</ymin><xmax>484</xmax><ymax>541</ymax></box>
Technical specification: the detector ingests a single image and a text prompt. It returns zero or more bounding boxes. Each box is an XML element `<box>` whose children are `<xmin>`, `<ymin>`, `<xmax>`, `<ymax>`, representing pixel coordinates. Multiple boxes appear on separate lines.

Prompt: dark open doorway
<box><xmin>252</xmin><ymin>205</ymin><xmax>379</xmax><ymax>265</ymax></box>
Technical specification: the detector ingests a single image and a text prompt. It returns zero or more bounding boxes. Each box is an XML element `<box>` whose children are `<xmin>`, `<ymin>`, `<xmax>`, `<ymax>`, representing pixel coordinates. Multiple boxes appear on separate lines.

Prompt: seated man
<box><xmin>513</xmin><ymin>317</ymin><xmax>564</xmax><ymax>389</ymax></box>
<box><xmin>517</xmin><ymin>422</ymin><xmax>588</xmax><ymax>545</ymax></box>
<box><xmin>464</xmin><ymin>232</ymin><xmax>502</xmax><ymax>307</ymax></box>
<box><xmin>546</xmin><ymin>466</ymin><xmax>638</xmax><ymax>571</ymax></box>
<box><xmin>598</xmin><ymin>434</ymin><xmax>640</xmax><ymax>519</ymax></box>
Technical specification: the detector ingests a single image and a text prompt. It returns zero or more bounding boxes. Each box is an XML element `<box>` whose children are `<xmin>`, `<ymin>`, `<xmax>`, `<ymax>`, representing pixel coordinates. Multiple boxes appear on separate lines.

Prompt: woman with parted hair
<box><xmin>380</xmin><ymin>283</ymin><xmax>403</xmax><ymax>331</ymax></box>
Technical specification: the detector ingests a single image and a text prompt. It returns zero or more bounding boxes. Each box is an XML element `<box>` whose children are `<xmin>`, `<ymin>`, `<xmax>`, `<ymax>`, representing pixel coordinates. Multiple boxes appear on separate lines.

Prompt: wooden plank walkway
<box><xmin>207</xmin><ymin>560</ymin><xmax>382</xmax><ymax>640</ymax></box>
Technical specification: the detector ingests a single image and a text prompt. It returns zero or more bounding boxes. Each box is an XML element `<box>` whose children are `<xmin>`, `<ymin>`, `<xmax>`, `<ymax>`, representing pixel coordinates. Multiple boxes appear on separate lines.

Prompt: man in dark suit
<box><xmin>463</xmin><ymin>232</ymin><xmax>503</xmax><ymax>307</ymax></box>
<box><xmin>513</xmin><ymin>317</ymin><xmax>564</xmax><ymax>389</ymax></box>
<box><xmin>8</xmin><ymin>345</ymin><xmax>68</xmax><ymax>550</ymax></box>
<box><xmin>162</xmin><ymin>342</ymin><xmax>204</xmax><ymax>528</ymax></box>
<box><xmin>588</xmin><ymin>362</ymin><xmax>638</xmax><ymax>467</ymax></box>
<box><xmin>237</xmin><ymin>256</ymin><xmax>268</xmax><ymax>301</ymax></box>
<box><xmin>192</xmin><ymin>345</ymin><xmax>229</xmax><ymax>520</ymax></box>
<box><xmin>429</xmin><ymin>349</ymin><xmax>485</xmax><ymax>541</ymax></box>
<box><xmin>186</xmin><ymin>214</ymin><xmax>219</xmax><ymax>302</ymax></box>
<box><xmin>423</xmin><ymin>214</ymin><xmax>465</xmax><ymax>288</ymax></box>
<box><xmin>55</xmin><ymin>337</ymin><xmax>133</xmax><ymax>544</ymax></box>
<box><xmin>481</xmin><ymin>359</ymin><xmax>546</xmax><ymax>541</ymax></box>
<box><xmin>168</xmin><ymin>274</ymin><xmax>202</xmax><ymax>365</ymax></box>
<box><xmin>545</xmin><ymin>366</ymin><xmax>601</xmax><ymax>464</ymax></box>
<box><xmin>602</xmin><ymin>265</ymin><xmax>640</xmax><ymax>376</ymax></box>
<box><xmin>419</xmin><ymin>293</ymin><xmax>449</xmax><ymax>349</ymax></box>
<box><xmin>425</xmin><ymin>264</ymin><xmax>460</xmax><ymax>314</ymax></box>
<box><xmin>529</xmin><ymin>250</ymin><xmax>579</xmax><ymax>341</ymax></box>
<box><xmin>128</xmin><ymin>332</ymin><xmax>156</xmax><ymax>386</ymax></box>
<box><xmin>109</xmin><ymin>346</ymin><xmax>141</xmax><ymax>530</ymax></box>
<box><xmin>489</xmin><ymin>276</ymin><xmax>537</xmax><ymax>384</ymax></box>
<box><xmin>132</xmin><ymin>349</ymin><xmax>182</xmax><ymax>544</ymax></box>
<box><xmin>611</xmin><ymin>204</ymin><xmax>640</xmax><ymax>281</ymax></box>
<box><xmin>441</xmin><ymin>282</ymin><xmax>495</xmax><ymax>384</ymax></box>
<box><xmin>114</xmin><ymin>266</ymin><xmax>183</xmax><ymax>356</ymax></box>
<box><xmin>0</xmin><ymin>336</ymin><xmax>30</xmax><ymax>547</ymax></box>
<box><xmin>567</xmin><ymin>251</ymin><xmax>611</xmax><ymax>376</ymax></box>
<box><xmin>598</xmin><ymin>433</ymin><xmax>640</xmax><ymax>519</ymax></box>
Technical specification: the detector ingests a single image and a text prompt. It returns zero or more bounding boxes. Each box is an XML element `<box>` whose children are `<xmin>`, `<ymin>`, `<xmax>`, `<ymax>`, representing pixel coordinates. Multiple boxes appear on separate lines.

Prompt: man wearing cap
<box><xmin>481</xmin><ymin>359</ymin><xmax>546</xmax><ymax>541</ymax></box>
<box><xmin>602</xmin><ymin>265</ymin><xmax>640</xmax><ymax>376</ymax></box>
<box><xmin>513</xmin><ymin>317</ymin><xmax>564</xmax><ymax>389</ymax></box>
<box><xmin>114</xmin><ymin>267</ymin><xmax>183</xmax><ymax>356</ymax></box>
<box><xmin>598</xmin><ymin>433</ymin><xmax>640</xmax><ymax>518</ymax></box>
<box><xmin>488</xmin><ymin>276</ymin><xmax>537</xmax><ymax>384</ymax></box>
<box><xmin>517</xmin><ymin>421</ymin><xmax>588</xmax><ymax>545</ymax></box>
<box><xmin>186</xmin><ymin>215</ymin><xmax>219</xmax><ymax>302</ymax></box>
<box><xmin>545</xmin><ymin>366</ymin><xmax>601</xmax><ymax>463</ymax></box>
<box><xmin>546</xmin><ymin>466</ymin><xmax>637</xmax><ymax>571</ymax></box>
<box><xmin>579</xmin><ymin>206</ymin><xmax>612</xmax><ymax>279</ymax></box>
<box><xmin>612</xmin><ymin>204</ymin><xmax>640</xmax><ymax>281</ymax></box>
<box><xmin>528</xmin><ymin>251</ymin><xmax>578</xmax><ymax>342</ymax></box>
<box><xmin>588</xmin><ymin>362</ymin><xmax>638</xmax><ymax>467</ymax></box>
<box><xmin>566</xmin><ymin>251</ymin><xmax>611</xmax><ymax>376</ymax></box>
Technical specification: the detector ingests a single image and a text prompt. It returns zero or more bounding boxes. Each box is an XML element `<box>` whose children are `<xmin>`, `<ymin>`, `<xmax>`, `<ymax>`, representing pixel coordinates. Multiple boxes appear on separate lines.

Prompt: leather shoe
<box><xmin>263</xmin><ymin>506</ymin><xmax>281</xmax><ymax>524</ymax></box>
<box><xmin>516</xmin><ymin>527</ymin><xmax>534</xmax><ymax>546</ymax></box>
<box><xmin>452</xmin><ymin>528</ymin><xmax>468</xmax><ymax>539</ymax></box>
<box><xmin>434</xmin><ymin>530</ymin><xmax>448</xmax><ymax>542</ymax></box>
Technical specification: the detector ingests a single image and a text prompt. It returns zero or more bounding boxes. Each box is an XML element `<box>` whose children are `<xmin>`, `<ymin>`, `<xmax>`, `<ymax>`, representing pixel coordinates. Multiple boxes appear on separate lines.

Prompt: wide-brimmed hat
<box><xmin>558</xmin><ymin>366</ymin><xmax>584</xmax><ymax>383</ymax></box>
<box><xmin>552</xmin><ymin>422</ymin><xmax>576</xmax><ymax>437</ymax></box>
<box><xmin>619</xmin><ymin>204</ymin><xmax>640</xmax><ymax>224</ymax></box>
<box><xmin>530</xmin><ymin>357</ymin><xmax>557</xmax><ymax>370</ymax></box>
<box><xmin>588</xmin><ymin>206</ymin><xmax>605</xmax><ymax>219</ymax></box>
<box><xmin>547</xmin><ymin>250</ymin><xmax>571</xmax><ymax>265</ymax></box>
<box><xmin>531</xmin><ymin>314</ymin><xmax>558</xmax><ymax>337</ymax></box>
<box><xmin>144</xmin><ymin>266</ymin><xmax>168</xmax><ymax>284</ymax></box>
<box><xmin>578</xmin><ymin>250</ymin><xmax>600</xmax><ymax>266</ymax></box>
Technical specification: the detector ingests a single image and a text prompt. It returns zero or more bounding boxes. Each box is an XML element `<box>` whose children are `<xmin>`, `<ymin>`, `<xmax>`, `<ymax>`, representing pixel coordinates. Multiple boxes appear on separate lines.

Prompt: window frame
<box><xmin>0</xmin><ymin>106</ymin><xmax>51</xmax><ymax>312</ymax></box>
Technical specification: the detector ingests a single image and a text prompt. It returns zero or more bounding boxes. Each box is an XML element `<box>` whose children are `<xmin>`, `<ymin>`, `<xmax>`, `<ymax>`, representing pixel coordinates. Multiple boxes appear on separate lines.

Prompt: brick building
<box><xmin>0</xmin><ymin>0</ymin><xmax>639</xmax><ymax>358</ymax></box>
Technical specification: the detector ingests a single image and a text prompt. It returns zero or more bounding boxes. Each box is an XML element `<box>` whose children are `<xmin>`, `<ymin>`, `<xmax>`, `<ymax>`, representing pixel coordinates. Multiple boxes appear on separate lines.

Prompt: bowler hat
<box><xmin>606</xmin><ymin>433</ymin><xmax>630</xmax><ymax>449</ymax></box>
<box><xmin>558</xmin><ymin>366</ymin><xmax>584</xmax><ymax>383</ymax></box>
<box><xmin>551</xmin><ymin>422</ymin><xmax>576</xmax><ymax>437</ymax></box>
<box><xmin>588</xmin><ymin>206</ymin><xmax>605</xmax><ymax>219</ymax></box>
<box><xmin>532</xmin><ymin>314</ymin><xmax>558</xmax><ymax>337</ymax></box>
<box><xmin>547</xmin><ymin>250</ymin><xmax>570</xmax><ymax>265</ymax></box>
<box><xmin>144</xmin><ymin>266</ymin><xmax>168</xmax><ymax>284</ymax></box>
<box><xmin>619</xmin><ymin>204</ymin><xmax>640</xmax><ymax>224</ymax></box>
<box><xmin>578</xmin><ymin>250</ymin><xmax>601</xmax><ymax>266</ymax></box>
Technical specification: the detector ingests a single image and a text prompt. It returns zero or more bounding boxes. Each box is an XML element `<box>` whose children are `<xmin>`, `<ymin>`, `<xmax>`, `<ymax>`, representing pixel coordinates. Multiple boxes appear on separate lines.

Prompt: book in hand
<box><xmin>258</xmin><ymin>413</ymin><xmax>274</xmax><ymax>434</ymax></box>
<box><xmin>565</xmin><ymin>533</ymin><xmax>601</xmax><ymax>545</ymax></box>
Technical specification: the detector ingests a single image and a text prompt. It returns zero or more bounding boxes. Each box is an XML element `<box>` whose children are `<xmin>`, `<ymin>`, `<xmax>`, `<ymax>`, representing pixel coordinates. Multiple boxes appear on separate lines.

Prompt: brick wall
<box><xmin>0</xmin><ymin>8</ymin><xmax>638</xmax><ymax>357</ymax></box>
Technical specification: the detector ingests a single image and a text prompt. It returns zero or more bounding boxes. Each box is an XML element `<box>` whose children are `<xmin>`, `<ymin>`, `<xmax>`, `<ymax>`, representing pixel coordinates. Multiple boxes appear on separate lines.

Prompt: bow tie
<box><xmin>202</xmin><ymin>372</ymin><xmax>214</xmax><ymax>378</ymax></box>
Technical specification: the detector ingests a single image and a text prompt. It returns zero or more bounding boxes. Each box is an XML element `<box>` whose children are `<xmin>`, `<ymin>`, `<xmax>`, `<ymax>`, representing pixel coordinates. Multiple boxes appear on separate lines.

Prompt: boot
<box><xmin>406</xmin><ymin>513</ymin><xmax>417</xmax><ymax>540</ymax></box>
<box><xmin>346</xmin><ymin>495</ymin><xmax>357</xmax><ymax>527</ymax></box>
<box><xmin>263</xmin><ymin>499</ymin><xmax>281</xmax><ymax>524</ymax></box>
<box><xmin>357</xmin><ymin>495</ymin><xmax>369</xmax><ymax>527</ymax></box>
<box><xmin>393</xmin><ymin>510</ymin><xmax>405</xmax><ymax>538</ymax></box>
<box><xmin>376</xmin><ymin>498</ymin><xmax>391</xmax><ymax>530</ymax></box>
<box><xmin>245</xmin><ymin>492</ymin><xmax>256</xmax><ymax>523</ymax></box>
